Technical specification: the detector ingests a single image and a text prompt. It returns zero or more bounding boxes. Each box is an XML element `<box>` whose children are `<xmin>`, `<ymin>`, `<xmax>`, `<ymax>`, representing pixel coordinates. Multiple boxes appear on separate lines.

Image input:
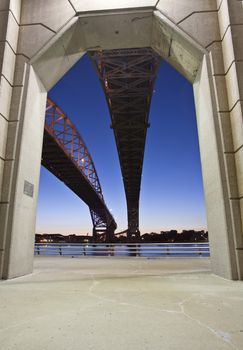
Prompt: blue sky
<box><xmin>36</xmin><ymin>54</ymin><xmax>207</xmax><ymax>235</ymax></box>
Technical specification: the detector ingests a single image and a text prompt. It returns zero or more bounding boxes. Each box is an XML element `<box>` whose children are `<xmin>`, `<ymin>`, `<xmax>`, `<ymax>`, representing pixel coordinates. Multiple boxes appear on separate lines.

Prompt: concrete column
<box><xmin>154</xmin><ymin>2</ymin><xmax>243</xmax><ymax>279</ymax></box>
<box><xmin>0</xmin><ymin>1</ymin><xmax>47</xmax><ymax>279</ymax></box>
<box><xmin>193</xmin><ymin>55</ymin><xmax>239</xmax><ymax>279</ymax></box>
<box><xmin>214</xmin><ymin>0</ymin><xmax>243</xmax><ymax>278</ymax></box>
<box><xmin>223</xmin><ymin>0</ymin><xmax>243</xmax><ymax>271</ymax></box>
<box><xmin>0</xmin><ymin>64</ymin><xmax>47</xmax><ymax>279</ymax></box>
<box><xmin>0</xmin><ymin>0</ymin><xmax>22</xmax><ymax>278</ymax></box>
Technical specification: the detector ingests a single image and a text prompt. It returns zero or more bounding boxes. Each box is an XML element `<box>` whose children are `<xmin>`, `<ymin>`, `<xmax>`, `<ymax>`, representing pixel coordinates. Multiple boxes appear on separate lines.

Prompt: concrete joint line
<box><xmin>131</xmin><ymin>15</ymin><xmax>152</xmax><ymax>22</ymax></box>
<box><xmin>218</xmin><ymin>99</ymin><xmax>243</xmax><ymax>114</ymax></box>
<box><xmin>8</xmin><ymin>119</ymin><xmax>19</xmax><ymax>124</ymax></box>
<box><xmin>230</xmin><ymin>23</ymin><xmax>243</xmax><ymax>27</ymax></box>
<box><xmin>19</xmin><ymin>23</ymin><xmax>56</xmax><ymax>34</ymax></box>
<box><xmin>16</xmin><ymin>53</ymin><xmax>30</xmax><ymax>60</ymax></box>
<box><xmin>0</xmin><ymin>156</ymin><xmax>14</xmax><ymax>161</ymax></box>
<box><xmin>230</xmin><ymin>196</ymin><xmax>243</xmax><ymax>201</ymax></box>
<box><xmin>67</xmin><ymin>1</ymin><xmax>157</xmax><ymax>15</ymax></box>
<box><xmin>0</xmin><ymin>115</ymin><xmax>19</xmax><ymax>126</ymax></box>
<box><xmin>206</xmin><ymin>39</ymin><xmax>222</xmax><ymax>49</ymax></box>
<box><xmin>177</xmin><ymin>9</ymin><xmax>219</xmax><ymax>26</ymax></box>
<box><xmin>220</xmin><ymin>23</ymin><xmax>243</xmax><ymax>42</ymax></box>
<box><xmin>77</xmin><ymin>8</ymin><xmax>154</xmax><ymax>17</ymax></box>
<box><xmin>8</xmin><ymin>9</ymin><xmax>19</xmax><ymax>26</ymax></box>
<box><xmin>0</xmin><ymin>9</ymin><xmax>19</xmax><ymax>26</ymax></box>
<box><xmin>0</xmin><ymin>40</ymin><xmax>17</xmax><ymax>56</ymax></box>
<box><xmin>0</xmin><ymin>112</ymin><xmax>19</xmax><ymax>124</ymax></box>
<box><xmin>0</xmin><ymin>9</ymin><xmax>9</xmax><ymax>14</ymax></box>
<box><xmin>53</xmin><ymin>14</ymin><xmax>78</xmax><ymax>36</ymax></box>
<box><xmin>213</xmin><ymin>60</ymin><xmax>243</xmax><ymax>77</ymax></box>
<box><xmin>206</xmin><ymin>40</ymin><xmax>221</xmax><ymax>50</ymax></box>
<box><xmin>0</xmin><ymin>113</ymin><xmax>9</xmax><ymax>123</ymax></box>
<box><xmin>206</xmin><ymin>23</ymin><xmax>243</xmax><ymax>49</ymax></box>
<box><xmin>217</xmin><ymin>0</ymin><xmax>224</xmax><ymax>12</ymax></box>
<box><xmin>1</xmin><ymin>74</ymin><xmax>23</xmax><ymax>88</ymax></box>
<box><xmin>154</xmin><ymin>9</ymin><xmax>207</xmax><ymax>55</ymax></box>
<box><xmin>67</xmin><ymin>0</ymin><xmax>77</xmax><ymax>13</ymax></box>
<box><xmin>0</xmin><ymin>202</ymin><xmax>9</xmax><ymax>205</ymax></box>
<box><xmin>154</xmin><ymin>8</ymin><xmax>181</xmax><ymax>29</ymax></box>
<box><xmin>224</xmin><ymin>144</ymin><xmax>243</xmax><ymax>155</ymax></box>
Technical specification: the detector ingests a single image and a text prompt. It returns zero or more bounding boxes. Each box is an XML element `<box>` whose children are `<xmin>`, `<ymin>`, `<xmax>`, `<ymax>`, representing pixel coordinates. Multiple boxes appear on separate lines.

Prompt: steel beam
<box><xmin>90</xmin><ymin>48</ymin><xmax>160</xmax><ymax>238</ymax></box>
<box><xmin>42</xmin><ymin>98</ymin><xmax>117</xmax><ymax>241</ymax></box>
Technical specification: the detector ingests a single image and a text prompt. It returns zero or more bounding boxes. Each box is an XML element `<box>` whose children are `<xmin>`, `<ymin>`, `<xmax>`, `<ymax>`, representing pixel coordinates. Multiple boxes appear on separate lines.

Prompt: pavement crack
<box><xmin>87</xmin><ymin>285</ymin><xmax>239</xmax><ymax>350</ymax></box>
<box><xmin>179</xmin><ymin>298</ymin><xmax>239</xmax><ymax>350</ymax></box>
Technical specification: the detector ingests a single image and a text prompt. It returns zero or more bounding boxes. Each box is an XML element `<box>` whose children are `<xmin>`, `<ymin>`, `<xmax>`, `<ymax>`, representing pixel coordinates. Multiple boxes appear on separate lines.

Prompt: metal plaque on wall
<box><xmin>23</xmin><ymin>180</ymin><xmax>34</xmax><ymax>198</ymax></box>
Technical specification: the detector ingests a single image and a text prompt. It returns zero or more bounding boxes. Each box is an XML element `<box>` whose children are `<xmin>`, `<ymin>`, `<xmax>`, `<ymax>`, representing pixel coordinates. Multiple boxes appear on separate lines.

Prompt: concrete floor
<box><xmin>0</xmin><ymin>257</ymin><xmax>243</xmax><ymax>350</ymax></box>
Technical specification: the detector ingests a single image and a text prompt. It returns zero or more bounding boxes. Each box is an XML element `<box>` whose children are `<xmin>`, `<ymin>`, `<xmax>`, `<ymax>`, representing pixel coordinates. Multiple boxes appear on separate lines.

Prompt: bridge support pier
<box><xmin>127</xmin><ymin>231</ymin><xmax>141</xmax><ymax>243</ymax></box>
<box><xmin>92</xmin><ymin>226</ymin><xmax>116</xmax><ymax>243</ymax></box>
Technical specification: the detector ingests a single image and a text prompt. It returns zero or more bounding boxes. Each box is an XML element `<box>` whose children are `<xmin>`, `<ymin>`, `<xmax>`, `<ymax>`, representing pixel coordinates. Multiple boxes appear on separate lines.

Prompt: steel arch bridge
<box><xmin>90</xmin><ymin>48</ymin><xmax>160</xmax><ymax>239</ymax></box>
<box><xmin>42</xmin><ymin>98</ymin><xmax>117</xmax><ymax>241</ymax></box>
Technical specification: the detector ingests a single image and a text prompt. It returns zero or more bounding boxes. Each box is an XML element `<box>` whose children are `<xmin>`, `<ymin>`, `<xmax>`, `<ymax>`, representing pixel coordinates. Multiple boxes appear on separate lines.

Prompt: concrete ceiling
<box><xmin>32</xmin><ymin>9</ymin><xmax>205</xmax><ymax>91</ymax></box>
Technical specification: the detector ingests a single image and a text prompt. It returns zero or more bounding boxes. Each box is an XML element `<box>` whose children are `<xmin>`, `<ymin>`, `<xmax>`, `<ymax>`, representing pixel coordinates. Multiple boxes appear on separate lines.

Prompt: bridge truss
<box><xmin>90</xmin><ymin>48</ymin><xmax>160</xmax><ymax>239</ymax></box>
<box><xmin>42</xmin><ymin>98</ymin><xmax>117</xmax><ymax>241</ymax></box>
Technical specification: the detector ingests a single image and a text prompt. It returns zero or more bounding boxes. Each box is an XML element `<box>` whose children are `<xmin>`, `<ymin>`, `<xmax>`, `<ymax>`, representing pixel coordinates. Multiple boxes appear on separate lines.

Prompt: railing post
<box><xmin>135</xmin><ymin>244</ymin><xmax>140</xmax><ymax>257</ymax></box>
<box><xmin>59</xmin><ymin>246</ymin><xmax>62</xmax><ymax>256</ymax></box>
<box><xmin>107</xmin><ymin>244</ymin><xmax>114</xmax><ymax>256</ymax></box>
<box><xmin>199</xmin><ymin>247</ymin><xmax>202</xmax><ymax>257</ymax></box>
<box><xmin>36</xmin><ymin>245</ymin><xmax>40</xmax><ymax>255</ymax></box>
<box><xmin>111</xmin><ymin>244</ymin><xmax>114</xmax><ymax>256</ymax></box>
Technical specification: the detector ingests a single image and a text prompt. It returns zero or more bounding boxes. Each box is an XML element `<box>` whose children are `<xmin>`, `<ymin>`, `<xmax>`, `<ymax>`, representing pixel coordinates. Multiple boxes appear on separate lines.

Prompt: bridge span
<box><xmin>90</xmin><ymin>48</ymin><xmax>160</xmax><ymax>239</ymax></box>
<box><xmin>42</xmin><ymin>98</ymin><xmax>117</xmax><ymax>241</ymax></box>
<box><xmin>43</xmin><ymin>48</ymin><xmax>160</xmax><ymax>242</ymax></box>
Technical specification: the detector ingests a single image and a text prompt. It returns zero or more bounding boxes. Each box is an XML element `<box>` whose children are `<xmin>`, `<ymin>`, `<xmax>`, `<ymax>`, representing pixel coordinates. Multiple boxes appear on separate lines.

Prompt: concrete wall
<box><xmin>0</xmin><ymin>0</ymin><xmax>22</xmax><ymax>278</ymax></box>
<box><xmin>0</xmin><ymin>0</ymin><xmax>242</xmax><ymax>279</ymax></box>
<box><xmin>193</xmin><ymin>56</ymin><xmax>238</xmax><ymax>279</ymax></box>
<box><xmin>217</xmin><ymin>0</ymin><xmax>243</xmax><ymax>277</ymax></box>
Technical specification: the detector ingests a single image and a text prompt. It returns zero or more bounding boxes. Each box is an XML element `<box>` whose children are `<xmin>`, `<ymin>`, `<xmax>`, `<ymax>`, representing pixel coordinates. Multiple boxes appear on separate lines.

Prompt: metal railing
<box><xmin>34</xmin><ymin>243</ymin><xmax>210</xmax><ymax>258</ymax></box>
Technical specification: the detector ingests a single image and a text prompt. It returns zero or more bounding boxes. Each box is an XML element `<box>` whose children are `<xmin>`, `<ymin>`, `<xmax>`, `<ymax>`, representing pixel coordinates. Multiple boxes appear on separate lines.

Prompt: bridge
<box><xmin>90</xmin><ymin>48</ymin><xmax>160</xmax><ymax>239</ymax></box>
<box><xmin>42</xmin><ymin>48</ymin><xmax>160</xmax><ymax>242</ymax></box>
<box><xmin>42</xmin><ymin>98</ymin><xmax>117</xmax><ymax>242</ymax></box>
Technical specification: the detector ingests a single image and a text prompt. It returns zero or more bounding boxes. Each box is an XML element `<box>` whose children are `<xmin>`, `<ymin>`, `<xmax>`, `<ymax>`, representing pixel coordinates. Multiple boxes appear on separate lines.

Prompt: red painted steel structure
<box><xmin>90</xmin><ymin>48</ymin><xmax>160</xmax><ymax>239</ymax></box>
<box><xmin>42</xmin><ymin>98</ymin><xmax>117</xmax><ymax>241</ymax></box>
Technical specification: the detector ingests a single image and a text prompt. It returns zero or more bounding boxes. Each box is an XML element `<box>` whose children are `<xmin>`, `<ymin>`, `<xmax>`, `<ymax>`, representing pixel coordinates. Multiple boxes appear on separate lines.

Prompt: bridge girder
<box><xmin>90</xmin><ymin>48</ymin><xmax>160</xmax><ymax>237</ymax></box>
<box><xmin>42</xmin><ymin>98</ymin><xmax>117</xmax><ymax>241</ymax></box>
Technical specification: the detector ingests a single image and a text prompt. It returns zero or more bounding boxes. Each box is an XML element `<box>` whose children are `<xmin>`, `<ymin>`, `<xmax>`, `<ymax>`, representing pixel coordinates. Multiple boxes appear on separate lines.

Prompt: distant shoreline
<box><xmin>36</xmin><ymin>230</ymin><xmax>208</xmax><ymax>244</ymax></box>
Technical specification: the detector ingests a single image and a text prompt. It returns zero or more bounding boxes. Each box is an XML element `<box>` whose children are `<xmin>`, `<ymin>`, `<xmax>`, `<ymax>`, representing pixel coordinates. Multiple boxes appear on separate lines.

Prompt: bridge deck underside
<box><xmin>42</xmin><ymin>130</ymin><xmax>112</xmax><ymax>227</ymax></box>
<box><xmin>90</xmin><ymin>48</ymin><xmax>160</xmax><ymax>235</ymax></box>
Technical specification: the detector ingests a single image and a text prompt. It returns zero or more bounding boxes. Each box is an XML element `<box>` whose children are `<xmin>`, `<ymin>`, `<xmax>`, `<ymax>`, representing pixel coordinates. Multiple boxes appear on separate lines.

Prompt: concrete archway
<box><xmin>0</xmin><ymin>1</ymin><xmax>242</xmax><ymax>280</ymax></box>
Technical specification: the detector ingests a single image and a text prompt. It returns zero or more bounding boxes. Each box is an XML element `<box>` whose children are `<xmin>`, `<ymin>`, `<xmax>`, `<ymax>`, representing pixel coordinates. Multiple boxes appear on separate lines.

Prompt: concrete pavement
<box><xmin>0</xmin><ymin>257</ymin><xmax>243</xmax><ymax>349</ymax></box>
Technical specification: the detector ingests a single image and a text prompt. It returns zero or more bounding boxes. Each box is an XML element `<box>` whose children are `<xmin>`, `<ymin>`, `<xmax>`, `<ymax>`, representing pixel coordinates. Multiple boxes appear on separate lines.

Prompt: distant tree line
<box><xmin>35</xmin><ymin>230</ymin><xmax>208</xmax><ymax>244</ymax></box>
<box><xmin>140</xmin><ymin>230</ymin><xmax>208</xmax><ymax>243</ymax></box>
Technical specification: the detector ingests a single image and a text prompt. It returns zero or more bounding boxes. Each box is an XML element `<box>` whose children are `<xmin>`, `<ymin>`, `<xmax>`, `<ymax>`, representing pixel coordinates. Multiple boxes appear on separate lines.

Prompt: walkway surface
<box><xmin>0</xmin><ymin>257</ymin><xmax>243</xmax><ymax>350</ymax></box>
